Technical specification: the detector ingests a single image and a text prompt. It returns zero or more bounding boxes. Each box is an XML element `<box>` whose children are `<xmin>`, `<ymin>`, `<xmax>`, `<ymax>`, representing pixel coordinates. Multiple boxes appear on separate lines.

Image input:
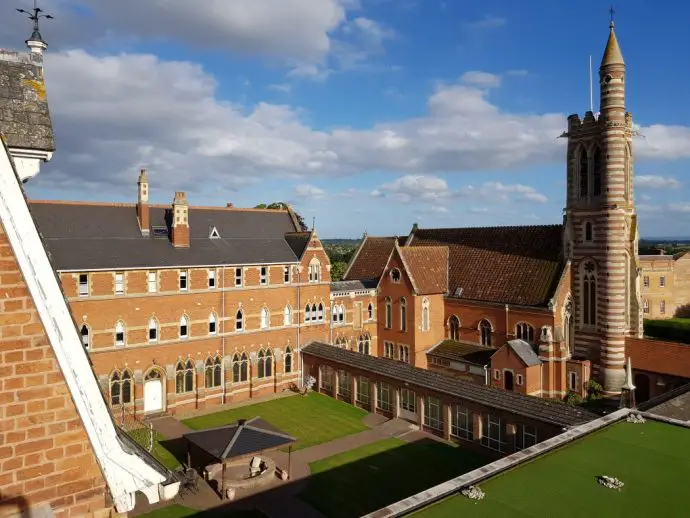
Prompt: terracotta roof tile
<box><xmin>409</xmin><ymin>225</ymin><xmax>564</xmax><ymax>306</ymax></box>
<box><xmin>344</xmin><ymin>236</ymin><xmax>400</xmax><ymax>282</ymax></box>
<box><xmin>399</xmin><ymin>245</ymin><xmax>448</xmax><ymax>295</ymax></box>
<box><xmin>627</xmin><ymin>337</ymin><xmax>690</xmax><ymax>379</ymax></box>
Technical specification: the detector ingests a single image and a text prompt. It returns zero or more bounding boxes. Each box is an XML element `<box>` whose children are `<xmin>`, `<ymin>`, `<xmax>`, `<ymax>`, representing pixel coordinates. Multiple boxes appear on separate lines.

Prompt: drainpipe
<box><xmin>484</xmin><ymin>364</ymin><xmax>489</xmax><ymax>386</ymax></box>
<box><xmin>221</xmin><ymin>265</ymin><xmax>226</xmax><ymax>405</ymax></box>
<box><xmin>505</xmin><ymin>304</ymin><xmax>510</xmax><ymax>341</ymax></box>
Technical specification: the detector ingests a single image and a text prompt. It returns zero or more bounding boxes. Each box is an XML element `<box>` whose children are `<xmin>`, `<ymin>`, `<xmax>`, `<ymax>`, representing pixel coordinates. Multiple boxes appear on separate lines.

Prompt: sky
<box><xmin>2</xmin><ymin>0</ymin><xmax>690</xmax><ymax>239</ymax></box>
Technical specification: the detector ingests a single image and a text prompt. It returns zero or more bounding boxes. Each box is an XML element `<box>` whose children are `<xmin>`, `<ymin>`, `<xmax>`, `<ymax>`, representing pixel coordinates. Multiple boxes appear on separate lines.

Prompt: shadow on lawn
<box><xmin>139</xmin><ymin>436</ymin><xmax>490</xmax><ymax>518</ymax></box>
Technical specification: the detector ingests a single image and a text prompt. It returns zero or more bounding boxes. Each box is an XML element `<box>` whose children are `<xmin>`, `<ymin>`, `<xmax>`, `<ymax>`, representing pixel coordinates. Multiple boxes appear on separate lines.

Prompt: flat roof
<box><xmin>411</xmin><ymin>419</ymin><xmax>690</xmax><ymax>517</ymax></box>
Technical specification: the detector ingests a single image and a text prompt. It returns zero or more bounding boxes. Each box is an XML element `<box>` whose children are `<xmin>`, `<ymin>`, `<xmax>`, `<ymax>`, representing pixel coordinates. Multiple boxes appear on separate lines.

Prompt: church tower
<box><xmin>563</xmin><ymin>19</ymin><xmax>642</xmax><ymax>397</ymax></box>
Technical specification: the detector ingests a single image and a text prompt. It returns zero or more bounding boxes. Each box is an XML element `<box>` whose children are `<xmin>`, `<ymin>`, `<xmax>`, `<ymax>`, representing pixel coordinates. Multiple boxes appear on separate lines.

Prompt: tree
<box><xmin>255</xmin><ymin>202</ymin><xmax>308</xmax><ymax>231</ymax></box>
<box><xmin>330</xmin><ymin>261</ymin><xmax>348</xmax><ymax>282</ymax></box>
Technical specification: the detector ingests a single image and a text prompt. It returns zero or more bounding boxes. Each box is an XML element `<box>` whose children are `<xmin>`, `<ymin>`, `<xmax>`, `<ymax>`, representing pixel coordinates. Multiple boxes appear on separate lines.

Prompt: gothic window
<box><xmin>179</xmin><ymin>315</ymin><xmax>189</xmax><ymax>339</ymax></box>
<box><xmin>114</xmin><ymin>321</ymin><xmax>125</xmax><ymax>347</ymax></box>
<box><xmin>205</xmin><ymin>356</ymin><xmax>222</xmax><ymax>388</ymax></box>
<box><xmin>311</xmin><ymin>304</ymin><xmax>318</xmax><ymax>322</ymax></box>
<box><xmin>564</xmin><ymin>298</ymin><xmax>574</xmax><ymax>356</ymax></box>
<box><xmin>421</xmin><ymin>298</ymin><xmax>430</xmax><ymax>332</ymax></box>
<box><xmin>585</xmin><ymin>221</ymin><xmax>593</xmax><ymax>242</ymax></box>
<box><xmin>582</xmin><ymin>261</ymin><xmax>597</xmax><ymax>326</ymax></box>
<box><xmin>335</xmin><ymin>336</ymin><xmax>347</xmax><ymax>348</ymax></box>
<box><xmin>209</xmin><ymin>312</ymin><xmax>217</xmax><ymax>335</ymax></box>
<box><xmin>643</xmin><ymin>299</ymin><xmax>649</xmax><ymax>314</ymax></box>
<box><xmin>308</xmin><ymin>260</ymin><xmax>321</xmax><ymax>282</ymax></box>
<box><xmin>257</xmin><ymin>349</ymin><xmax>273</xmax><ymax>379</ymax></box>
<box><xmin>400</xmin><ymin>297</ymin><xmax>407</xmax><ymax>332</ymax></box>
<box><xmin>578</xmin><ymin>147</ymin><xmax>589</xmax><ymax>199</ymax></box>
<box><xmin>285</xmin><ymin>346</ymin><xmax>293</xmax><ymax>373</ymax></box>
<box><xmin>148</xmin><ymin>318</ymin><xmax>158</xmax><ymax>342</ymax></box>
<box><xmin>305</xmin><ymin>304</ymin><xmax>312</xmax><ymax>322</ymax></box>
<box><xmin>284</xmin><ymin>305</ymin><xmax>292</xmax><ymax>326</ymax></box>
<box><xmin>232</xmin><ymin>353</ymin><xmax>249</xmax><ymax>383</ymax></box>
<box><xmin>367</xmin><ymin>303</ymin><xmax>374</xmax><ymax>320</ymax></box>
<box><xmin>236</xmin><ymin>309</ymin><xmax>244</xmax><ymax>331</ymax></box>
<box><xmin>390</xmin><ymin>268</ymin><xmax>401</xmax><ymax>283</ymax></box>
<box><xmin>516</xmin><ymin>323</ymin><xmax>535</xmax><ymax>343</ymax></box>
<box><xmin>260</xmin><ymin>307</ymin><xmax>269</xmax><ymax>329</ymax></box>
<box><xmin>358</xmin><ymin>333</ymin><xmax>371</xmax><ymax>355</ymax></box>
<box><xmin>317</xmin><ymin>303</ymin><xmax>324</xmax><ymax>321</ymax></box>
<box><xmin>449</xmin><ymin>315</ymin><xmax>460</xmax><ymax>340</ymax></box>
<box><xmin>479</xmin><ymin>319</ymin><xmax>492</xmax><ymax>346</ymax></box>
<box><xmin>338</xmin><ymin>304</ymin><xmax>345</xmax><ymax>322</ymax></box>
<box><xmin>385</xmin><ymin>297</ymin><xmax>392</xmax><ymax>329</ymax></box>
<box><xmin>592</xmin><ymin>146</ymin><xmax>602</xmax><ymax>197</ymax></box>
<box><xmin>110</xmin><ymin>369</ymin><xmax>132</xmax><ymax>405</ymax></box>
<box><xmin>80</xmin><ymin>324</ymin><xmax>90</xmax><ymax>349</ymax></box>
<box><xmin>175</xmin><ymin>359</ymin><xmax>195</xmax><ymax>394</ymax></box>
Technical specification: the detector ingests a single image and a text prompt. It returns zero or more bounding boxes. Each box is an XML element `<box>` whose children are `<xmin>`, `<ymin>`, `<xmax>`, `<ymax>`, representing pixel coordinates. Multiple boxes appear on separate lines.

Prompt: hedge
<box><xmin>643</xmin><ymin>319</ymin><xmax>690</xmax><ymax>344</ymax></box>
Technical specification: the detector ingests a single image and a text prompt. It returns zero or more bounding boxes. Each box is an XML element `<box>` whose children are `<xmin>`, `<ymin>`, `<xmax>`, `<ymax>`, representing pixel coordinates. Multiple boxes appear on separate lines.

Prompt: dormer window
<box><xmin>209</xmin><ymin>226</ymin><xmax>220</xmax><ymax>239</ymax></box>
<box><xmin>390</xmin><ymin>268</ymin><xmax>401</xmax><ymax>283</ymax></box>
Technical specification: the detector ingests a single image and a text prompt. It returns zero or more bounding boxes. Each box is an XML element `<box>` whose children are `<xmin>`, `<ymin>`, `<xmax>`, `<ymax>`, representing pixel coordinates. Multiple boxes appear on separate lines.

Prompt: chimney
<box><xmin>137</xmin><ymin>168</ymin><xmax>150</xmax><ymax>235</ymax></box>
<box><xmin>171</xmin><ymin>192</ymin><xmax>190</xmax><ymax>248</ymax></box>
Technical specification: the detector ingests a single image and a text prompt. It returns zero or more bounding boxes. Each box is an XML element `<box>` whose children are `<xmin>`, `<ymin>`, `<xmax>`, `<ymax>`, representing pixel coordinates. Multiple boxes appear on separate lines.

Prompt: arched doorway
<box><xmin>504</xmin><ymin>371</ymin><xmax>514</xmax><ymax>391</ymax></box>
<box><xmin>634</xmin><ymin>373</ymin><xmax>651</xmax><ymax>403</ymax></box>
<box><xmin>144</xmin><ymin>369</ymin><xmax>165</xmax><ymax>413</ymax></box>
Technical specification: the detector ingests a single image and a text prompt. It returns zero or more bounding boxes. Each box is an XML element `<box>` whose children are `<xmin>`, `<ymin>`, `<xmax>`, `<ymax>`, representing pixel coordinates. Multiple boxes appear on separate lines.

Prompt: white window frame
<box><xmin>398</xmin><ymin>344</ymin><xmax>410</xmax><ymax>363</ymax></box>
<box><xmin>235</xmin><ymin>267</ymin><xmax>243</xmax><ymax>287</ymax></box>
<box><xmin>660</xmin><ymin>300</ymin><xmax>666</xmax><ymax>314</ymax></box>
<box><xmin>401</xmin><ymin>388</ymin><xmax>416</xmax><ymax>413</ymax></box>
<box><xmin>377</xmin><ymin>382</ymin><xmax>392</xmax><ymax>412</ymax></box>
<box><xmin>147</xmin><ymin>271</ymin><xmax>157</xmax><ymax>293</ymax></box>
<box><xmin>179</xmin><ymin>270</ymin><xmax>188</xmax><ymax>291</ymax></box>
<box><xmin>384</xmin><ymin>341</ymin><xmax>394</xmax><ymax>359</ymax></box>
<box><xmin>423</xmin><ymin>396</ymin><xmax>442</xmax><ymax>431</ymax></box>
<box><xmin>643</xmin><ymin>299</ymin><xmax>649</xmax><ymax>313</ymax></box>
<box><xmin>516</xmin><ymin>374</ymin><xmax>524</xmax><ymax>386</ymax></box>
<box><xmin>260</xmin><ymin>266</ymin><xmax>268</xmax><ymax>285</ymax></box>
<box><xmin>208</xmin><ymin>269</ymin><xmax>216</xmax><ymax>289</ymax></box>
<box><xmin>115</xmin><ymin>322</ymin><xmax>125</xmax><ymax>347</ymax></box>
<box><xmin>180</xmin><ymin>315</ymin><xmax>189</xmax><ymax>339</ymax></box>
<box><xmin>385</xmin><ymin>297</ymin><xmax>392</xmax><ymax>329</ymax></box>
<box><xmin>78</xmin><ymin>273</ymin><xmax>89</xmax><ymax>297</ymax></box>
<box><xmin>236</xmin><ymin>310</ymin><xmax>244</xmax><ymax>331</ymax></box>
<box><xmin>400</xmin><ymin>297</ymin><xmax>407</xmax><ymax>332</ymax></box>
<box><xmin>494</xmin><ymin>369</ymin><xmax>501</xmax><ymax>380</ymax></box>
<box><xmin>450</xmin><ymin>405</ymin><xmax>471</xmax><ymax>441</ymax></box>
<box><xmin>284</xmin><ymin>265</ymin><xmax>290</xmax><ymax>284</ymax></box>
<box><xmin>568</xmin><ymin>371</ymin><xmax>578</xmax><ymax>391</ymax></box>
<box><xmin>482</xmin><ymin>414</ymin><xmax>502</xmax><ymax>452</ymax></box>
<box><xmin>421</xmin><ymin>298</ymin><xmax>430</xmax><ymax>332</ymax></box>
<box><xmin>115</xmin><ymin>272</ymin><xmax>124</xmax><ymax>295</ymax></box>
<box><xmin>317</xmin><ymin>303</ymin><xmax>324</xmax><ymax>321</ymax></box>
<box><xmin>80</xmin><ymin>324</ymin><xmax>90</xmax><ymax>349</ymax></box>
<box><xmin>260</xmin><ymin>307</ymin><xmax>269</xmax><ymax>329</ymax></box>
<box><xmin>518</xmin><ymin>424</ymin><xmax>538</xmax><ymax>451</ymax></box>
<box><xmin>659</xmin><ymin>276</ymin><xmax>666</xmax><ymax>288</ymax></box>
<box><xmin>209</xmin><ymin>313</ymin><xmax>217</xmax><ymax>335</ymax></box>
<box><xmin>148</xmin><ymin>318</ymin><xmax>158</xmax><ymax>343</ymax></box>
<box><xmin>283</xmin><ymin>305</ymin><xmax>292</xmax><ymax>326</ymax></box>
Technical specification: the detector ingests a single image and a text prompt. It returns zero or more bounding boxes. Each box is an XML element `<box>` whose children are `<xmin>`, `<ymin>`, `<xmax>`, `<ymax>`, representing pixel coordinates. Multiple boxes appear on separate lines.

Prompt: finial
<box><xmin>16</xmin><ymin>0</ymin><xmax>54</xmax><ymax>54</ymax></box>
<box><xmin>609</xmin><ymin>5</ymin><xmax>616</xmax><ymax>29</ymax></box>
<box><xmin>312</xmin><ymin>216</ymin><xmax>315</xmax><ymax>231</ymax></box>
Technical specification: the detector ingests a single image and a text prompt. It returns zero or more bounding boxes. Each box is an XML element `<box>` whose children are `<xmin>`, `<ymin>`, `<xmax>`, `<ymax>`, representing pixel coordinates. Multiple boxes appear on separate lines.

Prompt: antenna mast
<box><xmin>589</xmin><ymin>55</ymin><xmax>594</xmax><ymax>113</ymax></box>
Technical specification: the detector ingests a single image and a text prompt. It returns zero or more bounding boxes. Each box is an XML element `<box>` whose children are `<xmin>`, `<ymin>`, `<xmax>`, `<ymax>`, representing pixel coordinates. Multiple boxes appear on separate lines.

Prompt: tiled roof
<box><xmin>503</xmin><ymin>339</ymin><xmax>541</xmax><ymax>367</ymax></box>
<box><xmin>427</xmin><ymin>340</ymin><xmax>495</xmax><ymax>366</ymax></box>
<box><xmin>0</xmin><ymin>51</ymin><xmax>54</xmax><ymax>152</ymax></box>
<box><xmin>399</xmin><ymin>245</ymin><xmax>448</xmax><ymax>295</ymax></box>
<box><xmin>29</xmin><ymin>201</ymin><xmax>301</xmax><ymax>270</ymax></box>
<box><xmin>408</xmin><ymin>225</ymin><xmax>564</xmax><ymax>306</ymax></box>
<box><xmin>303</xmin><ymin>342</ymin><xmax>596</xmax><ymax>427</ymax></box>
<box><xmin>343</xmin><ymin>235</ymin><xmax>405</xmax><ymax>282</ymax></box>
<box><xmin>183</xmin><ymin>417</ymin><xmax>295</xmax><ymax>461</ymax></box>
<box><xmin>627</xmin><ymin>337</ymin><xmax>690</xmax><ymax>379</ymax></box>
<box><xmin>639</xmin><ymin>383</ymin><xmax>690</xmax><ymax>420</ymax></box>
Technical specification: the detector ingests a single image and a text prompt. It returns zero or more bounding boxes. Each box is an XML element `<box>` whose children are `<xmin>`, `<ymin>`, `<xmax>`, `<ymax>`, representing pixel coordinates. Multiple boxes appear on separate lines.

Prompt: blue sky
<box><xmin>2</xmin><ymin>0</ymin><xmax>690</xmax><ymax>238</ymax></box>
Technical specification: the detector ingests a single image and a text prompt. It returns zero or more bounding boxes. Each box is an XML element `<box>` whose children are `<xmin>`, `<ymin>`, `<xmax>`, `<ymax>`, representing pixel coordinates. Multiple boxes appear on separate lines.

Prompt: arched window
<box><xmin>578</xmin><ymin>146</ymin><xmax>588</xmax><ymax>199</ymax></box>
<box><xmin>449</xmin><ymin>316</ymin><xmax>460</xmax><ymax>341</ymax></box>
<box><xmin>317</xmin><ymin>303</ymin><xmax>324</xmax><ymax>321</ymax></box>
<box><xmin>385</xmin><ymin>297</ymin><xmax>392</xmax><ymax>329</ymax></box>
<box><xmin>516</xmin><ymin>323</ymin><xmax>535</xmax><ymax>343</ymax></box>
<box><xmin>179</xmin><ymin>315</ymin><xmax>189</xmax><ymax>339</ymax></box>
<box><xmin>260</xmin><ymin>307</ymin><xmax>269</xmax><ymax>329</ymax></box>
<box><xmin>208</xmin><ymin>313</ymin><xmax>217</xmax><ymax>335</ymax></box>
<box><xmin>175</xmin><ymin>359</ymin><xmax>194</xmax><ymax>393</ymax></box>
<box><xmin>643</xmin><ymin>298</ymin><xmax>649</xmax><ymax>314</ymax></box>
<box><xmin>309</xmin><ymin>259</ymin><xmax>321</xmax><ymax>283</ymax></box>
<box><xmin>148</xmin><ymin>318</ymin><xmax>158</xmax><ymax>342</ymax></box>
<box><xmin>584</xmin><ymin>221</ymin><xmax>593</xmax><ymax>242</ymax></box>
<box><xmin>80</xmin><ymin>324</ymin><xmax>90</xmax><ymax>349</ymax></box>
<box><xmin>335</xmin><ymin>336</ymin><xmax>347</xmax><ymax>348</ymax></box>
<box><xmin>305</xmin><ymin>304</ymin><xmax>312</xmax><ymax>322</ymax></box>
<box><xmin>240</xmin><ymin>352</ymin><xmax>249</xmax><ymax>381</ymax></box>
<box><xmin>400</xmin><ymin>297</ymin><xmax>407</xmax><ymax>332</ymax></box>
<box><xmin>284</xmin><ymin>305</ymin><xmax>292</xmax><ymax>326</ymax></box>
<box><xmin>232</xmin><ymin>353</ymin><xmax>242</xmax><ymax>383</ymax></box>
<box><xmin>285</xmin><ymin>346</ymin><xmax>293</xmax><ymax>373</ymax></box>
<box><xmin>479</xmin><ymin>319</ymin><xmax>492</xmax><ymax>346</ymax></box>
<box><xmin>114</xmin><ymin>321</ymin><xmax>125</xmax><ymax>347</ymax></box>
<box><xmin>110</xmin><ymin>370</ymin><xmax>132</xmax><ymax>405</ymax></box>
<box><xmin>257</xmin><ymin>349</ymin><xmax>273</xmax><ymax>379</ymax></box>
<box><xmin>582</xmin><ymin>261</ymin><xmax>597</xmax><ymax>326</ymax></box>
<box><xmin>592</xmin><ymin>146</ymin><xmax>602</xmax><ymax>197</ymax></box>
<box><xmin>390</xmin><ymin>268</ymin><xmax>401</xmax><ymax>283</ymax></box>
<box><xmin>358</xmin><ymin>333</ymin><xmax>370</xmax><ymax>355</ymax></box>
<box><xmin>311</xmin><ymin>304</ymin><xmax>318</xmax><ymax>321</ymax></box>
<box><xmin>367</xmin><ymin>303</ymin><xmax>374</xmax><ymax>320</ymax></box>
<box><xmin>338</xmin><ymin>304</ymin><xmax>345</xmax><ymax>322</ymax></box>
<box><xmin>421</xmin><ymin>298</ymin><xmax>430</xmax><ymax>332</ymax></box>
<box><xmin>235</xmin><ymin>309</ymin><xmax>244</xmax><ymax>331</ymax></box>
<box><xmin>205</xmin><ymin>356</ymin><xmax>222</xmax><ymax>388</ymax></box>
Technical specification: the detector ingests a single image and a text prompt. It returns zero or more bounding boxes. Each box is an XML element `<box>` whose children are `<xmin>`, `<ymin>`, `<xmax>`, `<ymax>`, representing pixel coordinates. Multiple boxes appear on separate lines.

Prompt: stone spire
<box><xmin>601</xmin><ymin>20</ymin><xmax>624</xmax><ymax>67</ymax></box>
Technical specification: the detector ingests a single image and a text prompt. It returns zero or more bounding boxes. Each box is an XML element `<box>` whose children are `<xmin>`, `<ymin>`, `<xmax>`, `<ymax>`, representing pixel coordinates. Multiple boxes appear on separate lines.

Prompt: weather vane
<box><xmin>609</xmin><ymin>5</ymin><xmax>616</xmax><ymax>26</ymax></box>
<box><xmin>16</xmin><ymin>0</ymin><xmax>54</xmax><ymax>41</ymax></box>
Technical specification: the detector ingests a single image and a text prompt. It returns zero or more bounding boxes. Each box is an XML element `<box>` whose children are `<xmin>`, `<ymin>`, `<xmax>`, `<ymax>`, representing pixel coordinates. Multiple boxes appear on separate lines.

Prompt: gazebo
<box><xmin>183</xmin><ymin>417</ymin><xmax>296</xmax><ymax>499</ymax></box>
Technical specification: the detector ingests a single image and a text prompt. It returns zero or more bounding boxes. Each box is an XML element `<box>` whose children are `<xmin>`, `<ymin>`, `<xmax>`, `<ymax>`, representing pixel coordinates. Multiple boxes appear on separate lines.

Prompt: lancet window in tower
<box><xmin>592</xmin><ymin>146</ymin><xmax>602</xmax><ymax>197</ymax></box>
<box><xmin>582</xmin><ymin>261</ymin><xmax>597</xmax><ymax>326</ymax></box>
<box><xmin>578</xmin><ymin>147</ymin><xmax>588</xmax><ymax>199</ymax></box>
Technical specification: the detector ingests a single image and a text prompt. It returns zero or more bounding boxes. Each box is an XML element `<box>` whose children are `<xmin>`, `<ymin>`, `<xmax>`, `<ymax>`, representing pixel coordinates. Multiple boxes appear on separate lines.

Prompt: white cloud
<box><xmin>635</xmin><ymin>125</ymin><xmax>690</xmax><ymax>160</ymax></box>
<box><xmin>293</xmin><ymin>184</ymin><xmax>326</xmax><ymax>199</ymax></box>
<box><xmin>668</xmin><ymin>203</ymin><xmax>690</xmax><ymax>214</ymax></box>
<box><xmin>464</xmin><ymin>16</ymin><xmax>507</xmax><ymax>30</ymax></box>
<box><xmin>636</xmin><ymin>175</ymin><xmax>681</xmax><ymax>189</ymax></box>
<box><xmin>268</xmin><ymin>83</ymin><xmax>292</xmax><ymax>93</ymax></box>
<box><xmin>460</xmin><ymin>71</ymin><xmax>502</xmax><ymax>88</ymax></box>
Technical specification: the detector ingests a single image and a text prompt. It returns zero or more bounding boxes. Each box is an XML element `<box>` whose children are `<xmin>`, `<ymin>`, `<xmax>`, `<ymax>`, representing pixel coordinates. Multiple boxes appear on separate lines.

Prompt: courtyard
<box><xmin>411</xmin><ymin>419</ymin><xmax>690</xmax><ymax>517</ymax></box>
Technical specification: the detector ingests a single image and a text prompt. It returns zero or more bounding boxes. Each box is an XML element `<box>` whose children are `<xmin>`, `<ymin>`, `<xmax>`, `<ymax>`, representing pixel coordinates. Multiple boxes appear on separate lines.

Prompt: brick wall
<box><xmin>0</xmin><ymin>222</ymin><xmax>111</xmax><ymax>517</ymax></box>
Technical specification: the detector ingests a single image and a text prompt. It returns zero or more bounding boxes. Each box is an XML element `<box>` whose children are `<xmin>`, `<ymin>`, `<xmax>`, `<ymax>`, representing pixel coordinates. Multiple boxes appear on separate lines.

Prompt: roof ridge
<box><xmin>416</xmin><ymin>223</ymin><xmax>563</xmax><ymax>232</ymax></box>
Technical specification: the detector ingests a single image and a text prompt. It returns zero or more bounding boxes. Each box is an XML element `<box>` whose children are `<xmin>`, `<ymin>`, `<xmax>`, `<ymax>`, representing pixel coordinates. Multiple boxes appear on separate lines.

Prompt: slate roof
<box><xmin>0</xmin><ymin>50</ymin><xmax>54</xmax><ymax>152</ymax></box>
<box><xmin>627</xmin><ymin>337</ymin><xmax>690</xmax><ymax>379</ymax></box>
<box><xmin>285</xmin><ymin>232</ymin><xmax>312</xmax><ymax>259</ymax></box>
<box><xmin>343</xmin><ymin>235</ymin><xmax>405</xmax><ymax>283</ymax></box>
<box><xmin>330</xmin><ymin>279</ymin><xmax>378</xmax><ymax>292</ymax></box>
<box><xmin>183</xmin><ymin>417</ymin><xmax>295</xmax><ymax>461</ymax></box>
<box><xmin>399</xmin><ymin>245</ymin><xmax>448</xmax><ymax>295</ymax></box>
<box><xmin>303</xmin><ymin>342</ymin><xmax>596</xmax><ymax>427</ymax></box>
<box><xmin>640</xmin><ymin>383</ymin><xmax>690</xmax><ymax>421</ymax></box>
<box><xmin>503</xmin><ymin>339</ymin><xmax>542</xmax><ymax>367</ymax></box>
<box><xmin>408</xmin><ymin>225</ymin><xmax>565</xmax><ymax>307</ymax></box>
<box><xmin>426</xmin><ymin>340</ymin><xmax>495</xmax><ymax>366</ymax></box>
<box><xmin>29</xmin><ymin>201</ymin><xmax>302</xmax><ymax>271</ymax></box>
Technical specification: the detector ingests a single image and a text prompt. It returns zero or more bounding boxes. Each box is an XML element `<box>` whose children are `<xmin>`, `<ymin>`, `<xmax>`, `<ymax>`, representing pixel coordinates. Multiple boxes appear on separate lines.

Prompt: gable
<box><xmin>344</xmin><ymin>236</ymin><xmax>399</xmax><ymax>282</ymax></box>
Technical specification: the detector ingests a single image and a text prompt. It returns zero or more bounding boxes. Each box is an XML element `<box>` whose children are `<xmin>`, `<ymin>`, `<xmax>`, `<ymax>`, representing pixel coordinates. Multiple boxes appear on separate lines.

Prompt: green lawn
<box><xmin>299</xmin><ymin>437</ymin><xmax>490</xmax><ymax>518</ymax></box>
<box><xmin>413</xmin><ymin>420</ymin><xmax>690</xmax><ymax>517</ymax></box>
<box><xmin>136</xmin><ymin>504</ymin><xmax>266</xmax><ymax>518</ymax></box>
<box><xmin>182</xmin><ymin>392</ymin><xmax>369</xmax><ymax>450</ymax></box>
<box><xmin>129</xmin><ymin>429</ymin><xmax>181</xmax><ymax>471</ymax></box>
